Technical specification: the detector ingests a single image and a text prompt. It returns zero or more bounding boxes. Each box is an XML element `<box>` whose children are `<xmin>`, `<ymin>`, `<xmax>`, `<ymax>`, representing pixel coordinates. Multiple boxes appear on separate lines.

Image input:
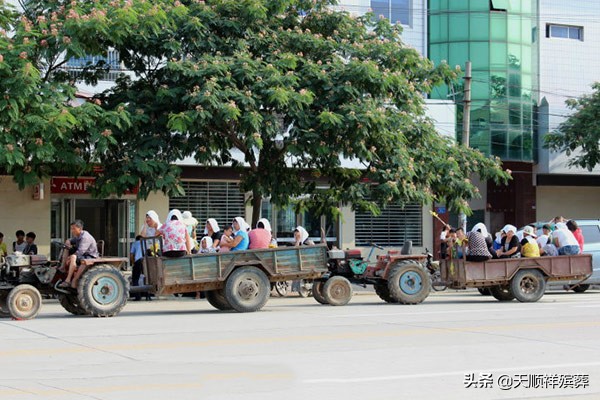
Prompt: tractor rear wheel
<box><xmin>387</xmin><ymin>262</ymin><xmax>431</xmax><ymax>304</ymax></box>
<box><xmin>490</xmin><ymin>285</ymin><xmax>515</xmax><ymax>302</ymax></box>
<box><xmin>323</xmin><ymin>276</ymin><xmax>353</xmax><ymax>306</ymax></box>
<box><xmin>77</xmin><ymin>264</ymin><xmax>129</xmax><ymax>317</ymax></box>
<box><xmin>59</xmin><ymin>294</ymin><xmax>88</xmax><ymax>316</ymax></box>
<box><xmin>374</xmin><ymin>283</ymin><xmax>398</xmax><ymax>303</ymax></box>
<box><xmin>0</xmin><ymin>291</ymin><xmax>10</xmax><ymax>317</ymax></box>
<box><xmin>225</xmin><ymin>267</ymin><xmax>270</xmax><ymax>312</ymax></box>
<box><xmin>312</xmin><ymin>281</ymin><xmax>329</xmax><ymax>305</ymax></box>
<box><xmin>510</xmin><ymin>269</ymin><xmax>546</xmax><ymax>303</ymax></box>
<box><xmin>206</xmin><ymin>289</ymin><xmax>233</xmax><ymax>311</ymax></box>
<box><xmin>6</xmin><ymin>284</ymin><xmax>42</xmax><ymax>320</ymax></box>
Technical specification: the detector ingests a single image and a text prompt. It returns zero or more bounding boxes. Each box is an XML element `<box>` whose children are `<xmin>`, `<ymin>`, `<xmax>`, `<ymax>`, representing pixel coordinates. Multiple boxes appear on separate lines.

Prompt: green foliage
<box><xmin>0</xmin><ymin>0</ymin><xmax>130</xmax><ymax>189</ymax></box>
<box><xmin>2</xmin><ymin>0</ymin><xmax>510</xmax><ymax>217</ymax></box>
<box><xmin>545</xmin><ymin>82</ymin><xmax>600</xmax><ymax>171</ymax></box>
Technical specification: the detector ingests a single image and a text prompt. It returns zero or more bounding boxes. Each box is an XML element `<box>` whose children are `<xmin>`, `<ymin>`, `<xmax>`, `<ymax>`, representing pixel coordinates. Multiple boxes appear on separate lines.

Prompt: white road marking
<box><xmin>303</xmin><ymin>361</ymin><xmax>600</xmax><ymax>384</ymax></box>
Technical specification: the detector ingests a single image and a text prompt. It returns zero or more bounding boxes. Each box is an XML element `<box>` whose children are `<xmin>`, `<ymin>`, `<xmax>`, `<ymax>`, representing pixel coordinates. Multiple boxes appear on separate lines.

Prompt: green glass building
<box><xmin>428</xmin><ymin>0</ymin><xmax>537</xmax><ymax>161</ymax></box>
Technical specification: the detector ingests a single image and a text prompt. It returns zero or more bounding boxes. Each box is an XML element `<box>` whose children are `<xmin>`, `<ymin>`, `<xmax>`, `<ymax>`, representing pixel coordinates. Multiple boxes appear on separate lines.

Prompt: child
<box><xmin>0</xmin><ymin>232</ymin><xmax>7</xmax><ymax>257</ymax></box>
<box><xmin>218</xmin><ymin>225</ymin><xmax>234</xmax><ymax>252</ymax></box>
<box><xmin>199</xmin><ymin>236</ymin><xmax>216</xmax><ymax>253</ymax></box>
<box><xmin>23</xmin><ymin>232</ymin><xmax>38</xmax><ymax>255</ymax></box>
<box><xmin>13</xmin><ymin>230</ymin><xmax>26</xmax><ymax>253</ymax></box>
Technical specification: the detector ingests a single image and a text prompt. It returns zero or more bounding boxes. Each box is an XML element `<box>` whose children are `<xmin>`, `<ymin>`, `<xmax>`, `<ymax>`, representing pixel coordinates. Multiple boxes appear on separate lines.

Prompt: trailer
<box><xmin>139</xmin><ymin>241</ymin><xmax>336</xmax><ymax>312</ymax></box>
<box><xmin>439</xmin><ymin>254</ymin><xmax>593</xmax><ymax>302</ymax></box>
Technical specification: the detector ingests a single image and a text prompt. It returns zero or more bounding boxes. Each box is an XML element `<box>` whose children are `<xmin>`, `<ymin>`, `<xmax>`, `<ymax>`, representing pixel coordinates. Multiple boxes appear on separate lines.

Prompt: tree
<box><xmin>0</xmin><ymin>0</ymin><xmax>130</xmax><ymax>188</ymax></box>
<box><xmin>4</xmin><ymin>0</ymin><xmax>510</xmax><ymax>225</ymax></box>
<box><xmin>545</xmin><ymin>82</ymin><xmax>600</xmax><ymax>171</ymax></box>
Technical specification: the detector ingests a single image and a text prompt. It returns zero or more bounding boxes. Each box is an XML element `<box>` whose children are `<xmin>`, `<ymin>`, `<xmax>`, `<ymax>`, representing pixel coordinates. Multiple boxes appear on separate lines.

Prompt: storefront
<box><xmin>50</xmin><ymin>177</ymin><xmax>137</xmax><ymax>260</ymax></box>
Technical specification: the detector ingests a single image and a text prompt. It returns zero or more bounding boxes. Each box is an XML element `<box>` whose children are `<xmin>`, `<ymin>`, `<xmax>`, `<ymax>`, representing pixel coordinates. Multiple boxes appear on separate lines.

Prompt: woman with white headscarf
<box><xmin>220</xmin><ymin>217</ymin><xmax>250</xmax><ymax>251</ymax></box>
<box><xmin>465</xmin><ymin>222</ymin><xmax>492</xmax><ymax>262</ymax></box>
<box><xmin>158</xmin><ymin>209</ymin><xmax>191</xmax><ymax>257</ymax></box>
<box><xmin>249</xmin><ymin>218</ymin><xmax>273</xmax><ymax>249</ymax></box>
<box><xmin>204</xmin><ymin>218</ymin><xmax>222</xmax><ymax>249</ymax></box>
<box><xmin>496</xmin><ymin>224</ymin><xmax>520</xmax><ymax>259</ymax></box>
<box><xmin>294</xmin><ymin>226</ymin><xmax>314</xmax><ymax>246</ymax></box>
<box><xmin>140</xmin><ymin>210</ymin><xmax>161</xmax><ymax>238</ymax></box>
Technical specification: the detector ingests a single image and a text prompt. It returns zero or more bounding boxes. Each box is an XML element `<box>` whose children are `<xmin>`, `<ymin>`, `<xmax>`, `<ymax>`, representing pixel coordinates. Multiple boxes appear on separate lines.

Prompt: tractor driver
<box><xmin>59</xmin><ymin>220</ymin><xmax>99</xmax><ymax>289</ymax></box>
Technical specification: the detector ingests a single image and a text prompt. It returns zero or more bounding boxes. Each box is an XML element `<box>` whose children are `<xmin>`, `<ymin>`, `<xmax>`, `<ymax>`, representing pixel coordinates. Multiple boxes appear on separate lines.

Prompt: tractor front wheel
<box><xmin>6</xmin><ymin>284</ymin><xmax>42</xmax><ymax>320</ymax></box>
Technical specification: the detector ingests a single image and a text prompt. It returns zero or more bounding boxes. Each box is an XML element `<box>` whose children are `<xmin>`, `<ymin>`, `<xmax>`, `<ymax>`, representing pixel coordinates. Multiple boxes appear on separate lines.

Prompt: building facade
<box><xmin>535</xmin><ymin>0</ymin><xmax>600</xmax><ymax>220</ymax></box>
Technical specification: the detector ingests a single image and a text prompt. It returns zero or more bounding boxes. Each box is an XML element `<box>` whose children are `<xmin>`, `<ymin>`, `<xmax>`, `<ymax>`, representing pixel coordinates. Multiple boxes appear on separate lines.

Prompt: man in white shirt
<box><xmin>553</xmin><ymin>222</ymin><xmax>580</xmax><ymax>255</ymax></box>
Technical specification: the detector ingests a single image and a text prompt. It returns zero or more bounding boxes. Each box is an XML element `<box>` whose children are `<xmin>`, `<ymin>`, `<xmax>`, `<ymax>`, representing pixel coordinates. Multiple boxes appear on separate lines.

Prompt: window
<box><xmin>355</xmin><ymin>203</ymin><xmax>422</xmax><ymax>247</ymax></box>
<box><xmin>546</xmin><ymin>24</ymin><xmax>583</xmax><ymax>41</ymax></box>
<box><xmin>371</xmin><ymin>0</ymin><xmax>410</xmax><ymax>26</ymax></box>
<box><xmin>64</xmin><ymin>50</ymin><xmax>124</xmax><ymax>81</ymax></box>
<box><xmin>581</xmin><ymin>225</ymin><xmax>600</xmax><ymax>245</ymax></box>
<box><xmin>169</xmin><ymin>181</ymin><xmax>245</xmax><ymax>236</ymax></box>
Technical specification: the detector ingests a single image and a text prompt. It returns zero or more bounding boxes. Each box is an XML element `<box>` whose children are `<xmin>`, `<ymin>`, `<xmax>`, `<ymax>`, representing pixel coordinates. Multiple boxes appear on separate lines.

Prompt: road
<box><xmin>1</xmin><ymin>289</ymin><xmax>599</xmax><ymax>400</ymax></box>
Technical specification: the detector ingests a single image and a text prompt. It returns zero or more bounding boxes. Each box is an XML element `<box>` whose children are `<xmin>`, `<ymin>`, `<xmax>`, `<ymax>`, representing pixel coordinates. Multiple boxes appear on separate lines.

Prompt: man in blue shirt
<box><xmin>130</xmin><ymin>236</ymin><xmax>150</xmax><ymax>301</ymax></box>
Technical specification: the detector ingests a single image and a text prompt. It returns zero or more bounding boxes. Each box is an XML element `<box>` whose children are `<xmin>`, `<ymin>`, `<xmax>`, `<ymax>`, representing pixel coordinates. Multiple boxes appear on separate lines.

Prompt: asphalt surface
<box><xmin>1</xmin><ymin>289</ymin><xmax>599</xmax><ymax>400</ymax></box>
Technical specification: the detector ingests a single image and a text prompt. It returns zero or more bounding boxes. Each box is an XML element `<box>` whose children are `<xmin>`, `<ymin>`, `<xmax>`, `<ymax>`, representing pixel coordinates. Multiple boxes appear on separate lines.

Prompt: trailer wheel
<box><xmin>510</xmin><ymin>269</ymin><xmax>546</xmax><ymax>303</ymax></box>
<box><xmin>490</xmin><ymin>285</ymin><xmax>515</xmax><ymax>302</ymax></box>
<box><xmin>205</xmin><ymin>289</ymin><xmax>233</xmax><ymax>311</ymax></box>
<box><xmin>323</xmin><ymin>276</ymin><xmax>353</xmax><ymax>306</ymax></box>
<box><xmin>58</xmin><ymin>294</ymin><xmax>88</xmax><ymax>316</ymax></box>
<box><xmin>387</xmin><ymin>262</ymin><xmax>431</xmax><ymax>304</ymax></box>
<box><xmin>77</xmin><ymin>265</ymin><xmax>129</xmax><ymax>317</ymax></box>
<box><xmin>478</xmin><ymin>288</ymin><xmax>492</xmax><ymax>296</ymax></box>
<box><xmin>0</xmin><ymin>292</ymin><xmax>10</xmax><ymax>317</ymax></box>
<box><xmin>225</xmin><ymin>267</ymin><xmax>270</xmax><ymax>312</ymax></box>
<box><xmin>312</xmin><ymin>281</ymin><xmax>329</xmax><ymax>305</ymax></box>
<box><xmin>572</xmin><ymin>284</ymin><xmax>590</xmax><ymax>293</ymax></box>
<box><xmin>374</xmin><ymin>283</ymin><xmax>398</xmax><ymax>303</ymax></box>
<box><xmin>6</xmin><ymin>284</ymin><xmax>42</xmax><ymax>320</ymax></box>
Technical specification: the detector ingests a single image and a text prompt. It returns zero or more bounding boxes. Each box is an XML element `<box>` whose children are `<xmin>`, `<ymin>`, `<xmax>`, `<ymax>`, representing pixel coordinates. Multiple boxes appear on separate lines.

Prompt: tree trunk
<box><xmin>251</xmin><ymin>189</ymin><xmax>262</xmax><ymax>228</ymax></box>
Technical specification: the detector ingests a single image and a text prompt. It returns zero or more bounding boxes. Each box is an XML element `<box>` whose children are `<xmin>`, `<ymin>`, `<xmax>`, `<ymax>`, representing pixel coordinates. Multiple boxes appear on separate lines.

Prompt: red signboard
<box><xmin>51</xmin><ymin>177</ymin><xmax>95</xmax><ymax>194</ymax></box>
<box><xmin>51</xmin><ymin>177</ymin><xmax>138</xmax><ymax>195</ymax></box>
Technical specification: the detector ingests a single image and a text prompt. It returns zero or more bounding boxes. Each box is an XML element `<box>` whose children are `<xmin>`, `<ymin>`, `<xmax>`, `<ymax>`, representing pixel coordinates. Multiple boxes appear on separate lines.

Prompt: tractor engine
<box><xmin>327</xmin><ymin>249</ymin><xmax>367</xmax><ymax>276</ymax></box>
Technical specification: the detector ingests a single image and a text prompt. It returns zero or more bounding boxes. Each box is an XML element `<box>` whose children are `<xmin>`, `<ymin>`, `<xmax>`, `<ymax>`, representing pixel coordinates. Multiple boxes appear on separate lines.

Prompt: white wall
<box><xmin>334</xmin><ymin>0</ymin><xmax>427</xmax><ymax>56</ymax></box>
<box><xmin>537</xmin><ymin>0</ymin><xmax>600</xmax><ymax>176</ymax></box>
<box><xmin>536</xmin><ymin>186</ymin><xmax>600</xmax><ymax>221</ymax></box>
<box><xmin>0</xmin><ymin>176</ymin><xmax>52</xmax><ymax>257</ymax></box>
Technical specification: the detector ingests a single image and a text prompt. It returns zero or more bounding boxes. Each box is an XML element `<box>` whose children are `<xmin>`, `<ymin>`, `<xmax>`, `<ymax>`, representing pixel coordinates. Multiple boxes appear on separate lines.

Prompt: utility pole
<box><xmin>459</xmin><ymin>61</ymin><xmax>472</xmax><ymax>232</ymax></box>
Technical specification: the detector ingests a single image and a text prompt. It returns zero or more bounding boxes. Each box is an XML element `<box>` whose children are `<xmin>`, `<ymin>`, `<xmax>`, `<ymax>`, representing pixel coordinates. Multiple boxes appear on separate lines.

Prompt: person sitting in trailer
<box><xmin>158</xmin><ymin>209</ymin><xmax>191</xmax><ymax>258</ymax></box>
<box><xmin>520</xmin><ymin>226</ymin><xmax>540</xmax><ymax>258</ymax></box>
<box><xmin>554</xmin><ymin>222</ymin><xmax>580</xmax><ymax>256</ymax></box>
<box><xmin>495</xmin><ymin>225</ymin><xmax>521</xmax><ymax>259</ymax></box>
<box><xmin>205</xmin><ymin>218</ymin><xmax>223</xmax><ymax>249</ymax></box>
<box><xmin>140</xmin><ymin>210</ymin><xmax>161</xmax><ymax>255</ymax></box>
<box><xmin>294</xmin><ymin>226</ymin><xmax>315</xmax><ymax>246</ymax></box>
<box><xmin>465</xmin><ymin>223</ymin><xmax>492</xmax><ymax>262</ymax></box>
<box><xmin>199</xmin><ymin>236</ymin><xmax>216</xmax><ymax>254</ymax></box>
<box><xmin>567</xmin><ymin>220</ymin><xmax>584</xmax><ymax>253</ymax></box>
<box><xmin>218</xmin><ymin>225</ymin><xmax>234</xmax><ymax>252</ymax></box>
<box><xmin>248</xmin><ymin>218</ymin><xmax>272</xmax><ymax>250</ymax></box>
<box><xmin>59</xmin><ymin>219</ymin><xmax>99</xmax><ymax>288</ymax></box>
<box><xmin>219</xmin><ymin>217</ymin><xmax>250</xmax><ymax>252</ymax></box>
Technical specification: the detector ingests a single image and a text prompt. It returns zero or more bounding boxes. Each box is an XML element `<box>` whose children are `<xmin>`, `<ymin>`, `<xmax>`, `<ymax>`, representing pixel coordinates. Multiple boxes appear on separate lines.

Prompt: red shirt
<box><xmin>573</xmin><ymin>228</ymin><xmax>585</xmax><ymax>253</ymax></box>
<box><xmin>248</xmin><ymin>228</ymin><xmax>271</xmax><ymax>249</ymax></box>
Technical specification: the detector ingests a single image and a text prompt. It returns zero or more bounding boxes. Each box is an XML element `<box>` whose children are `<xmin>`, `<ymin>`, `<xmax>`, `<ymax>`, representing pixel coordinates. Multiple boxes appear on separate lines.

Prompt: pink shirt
<box><xmin>248</xmin><ymin>229</ymin><xmax>271</xmax><ymax>249</ymax></box>
<box><xmin>158</xmin><ymin>221</ymin><xmax>188</xmax><ymax>252</ymax></box>
<box><xmin>573</xmin><ymin>228</ymin><xmax>585</xmax><ymax>253</ymax></box>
